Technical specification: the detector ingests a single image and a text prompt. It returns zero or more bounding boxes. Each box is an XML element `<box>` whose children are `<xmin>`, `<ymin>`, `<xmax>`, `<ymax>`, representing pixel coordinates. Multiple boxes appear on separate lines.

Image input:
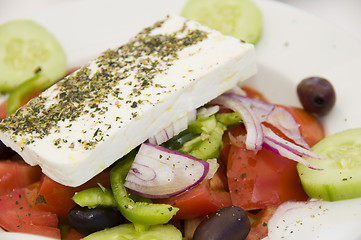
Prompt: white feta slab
<box><xmin>0</xmin><ymin>15</ymin><xmax>256</xmax><ymax>187</ymax></box>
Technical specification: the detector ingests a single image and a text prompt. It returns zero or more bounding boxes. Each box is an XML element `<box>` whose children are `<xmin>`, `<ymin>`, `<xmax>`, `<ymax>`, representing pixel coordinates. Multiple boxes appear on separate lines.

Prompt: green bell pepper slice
<box><xmin>6</xmin><ymin>72</ymin><xmax>52</xmax><ymax>116</ymax></box>
<box><xmin>110</xmin><ymin>152</ymin><xmax>179</xmax><ymax>228</ymax></box>
<box><xmin>82</xmin><ymin>223</ymin><xmax>182</xmax><ymax>240</ymax></box>
<box><xmin>72</xmin><ymin>186</ymin><xmax>117</xmax><ymax>208</ymax></box>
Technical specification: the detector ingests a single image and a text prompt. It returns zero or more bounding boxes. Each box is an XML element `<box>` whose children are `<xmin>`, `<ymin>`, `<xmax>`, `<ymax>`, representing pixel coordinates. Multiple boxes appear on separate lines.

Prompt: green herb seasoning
<box><xmin>0</xmin><ymin>16</ymin><xmax>208</xmax><ymax>150</ymax></box>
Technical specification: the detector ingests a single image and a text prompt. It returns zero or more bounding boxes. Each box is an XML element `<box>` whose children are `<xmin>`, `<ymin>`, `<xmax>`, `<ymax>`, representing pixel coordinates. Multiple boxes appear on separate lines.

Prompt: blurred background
<box><xmin>278</xmin><ymin>0</ymin><xmax>361</xmax><ymax>41</ymax></box>
<box><xmin>0</xmin><ymin>0</ymin><xmax>360</xmax><ymax>41</ymax></box>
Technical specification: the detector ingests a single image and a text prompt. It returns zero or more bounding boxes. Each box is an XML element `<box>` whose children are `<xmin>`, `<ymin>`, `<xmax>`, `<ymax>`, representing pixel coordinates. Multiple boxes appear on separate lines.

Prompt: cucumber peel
<box><xmin>297</xmin><ymin>128</ymin><xmax>361</xmax><ymax>201</ymax></box>
<box><xmin>181</xmin><ymin>0</ymin><xmax>263</xmax><ymax>44</ymax></box>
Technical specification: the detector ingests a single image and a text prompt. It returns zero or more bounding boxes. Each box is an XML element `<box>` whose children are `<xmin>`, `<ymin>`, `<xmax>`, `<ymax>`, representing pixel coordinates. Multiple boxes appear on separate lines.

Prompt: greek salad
<box><xmin>1</xmin><ymin>0</ymin><xmax>361</xmax><ymax>239</ymax></box>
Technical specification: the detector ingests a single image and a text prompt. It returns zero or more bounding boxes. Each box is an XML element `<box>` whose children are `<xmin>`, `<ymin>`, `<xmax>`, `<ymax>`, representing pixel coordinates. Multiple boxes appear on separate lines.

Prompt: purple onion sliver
<box><xmin>265</xmin><ymin>135</ymin><xmax>320</xmax><ymax>160</ymax></box>
<box><xmin>197</xmin><ymin>105</ymin><xmax>220</xmax><ymax>118</ymax></box>
<box><xmin>266</xmin><ymin>105</ymin><xmax>310</xmax><ymax>149</ymax></box>
<box><xmin>263</xmin><ymin>126</ymin><xmax>320</xmax><ymax>159</ymax></box>
<box><xmin>213</xmin><ymin>95</ymin><xmax>263</xmax><ymax>151</ymax></box>
<box><xmin>219</xmin><ymin>93</ymin><xmax>274</xmax><ymax>149</ymax></box>
<box><xmin>125</xmin><ymin>176</ymin><xmax>204</xmax><ymax>199</ymax></box>
<box><xmin>223</xmin><ymin>92</ymin><xmax>274</xmax><ymax>121</ymax></box>
<box><xmin>128</xmin><ymin>162</ymin><xmax>157</xmax><ymax>181</ymax></box>
<box><xmin>124</xmin><ymin>143</ymin><xmax>210</xmax><ymax>199</ymax></box>
<box><xmin>143</xmin><ymin>142</ymin><xmax>211</xmax><ymax>164</ymax></box>
<box><xmin>263</xmin><ymin>138</ymin><xmax>322</xmax><ymax>170</ymax></box>
<box><xmin>147</xmin><ymin>110</ymin><xmax>196</xmax><ymax>145</ymax></box>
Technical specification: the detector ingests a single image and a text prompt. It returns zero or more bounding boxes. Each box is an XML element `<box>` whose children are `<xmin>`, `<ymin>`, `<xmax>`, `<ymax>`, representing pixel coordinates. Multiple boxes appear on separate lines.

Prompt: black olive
<box><xmin>0</xmin><ymin>140</ymin><xmax>16</xmax><ymax>160</ymax></box>
<box><xmin>68</xmin><ymin>205</ymin><xmax>125</xmax><ymax>236</ymax></box>
<box><xmin>297</xmin><ymin>76</ymin><xmax>336</xmax><ymax>116</ymax></box>
<box><xmin>193</xmin><ymin>206</ymin><xmax>251</xmax><ymax>240</ymax></box>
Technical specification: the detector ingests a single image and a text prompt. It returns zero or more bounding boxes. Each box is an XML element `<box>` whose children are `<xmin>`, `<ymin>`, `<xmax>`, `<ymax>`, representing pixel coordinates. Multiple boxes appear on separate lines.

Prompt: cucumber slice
<box><xmin>181</xmin><ymin>0</ymin><xmax>262</xmax><ymax>44</ymax></box>
<box><xmin>0</xmin><ymin>20</ymin><xmax>66</xmax><ymax>92</ymax></box>
<box><xmin>297</xmin><ymin>128</ymin><xmax>361</xmax><ymax>201</ymax></box>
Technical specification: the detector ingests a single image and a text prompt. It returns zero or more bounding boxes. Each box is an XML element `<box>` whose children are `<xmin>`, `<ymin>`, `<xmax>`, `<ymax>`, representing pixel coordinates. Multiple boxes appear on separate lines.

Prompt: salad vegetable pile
<box><xmin>0</xmin><ymin>84</ymin><xmax>326</xmax><ymax>240</ymax></box>
<box><xmin>0</xmin><ymin>0</ymin><xmax>360</xmax><ymax>240</ymax></box>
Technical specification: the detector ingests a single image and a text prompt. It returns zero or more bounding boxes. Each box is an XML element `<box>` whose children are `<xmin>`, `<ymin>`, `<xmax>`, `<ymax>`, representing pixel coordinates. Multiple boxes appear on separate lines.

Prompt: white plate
<box><xmin>1</xmin><ymin>0</ymin><xmax>361</xmax><ymax>239</ymax></box>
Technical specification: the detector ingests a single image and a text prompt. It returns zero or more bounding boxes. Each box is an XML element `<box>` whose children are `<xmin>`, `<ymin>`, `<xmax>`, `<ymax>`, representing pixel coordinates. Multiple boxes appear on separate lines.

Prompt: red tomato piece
<box><xmin>227</xmin><ymin>139</ymin><xmax>309</xmax><ymax>211</ymax></box>
<box><xmin>35</xmin><ymin>175</ymin><xmax>79</xmax><ymax>217</ymax></box>
<box><xmin>219</xmin><ymin>124</ymin><xmax>247</xmax><ymax>169</ymax></box>
<box><xmin>35</xmin><ymin>169</ymin><xmax>111</xmax><ymax>217</ymax></box>
<box><xmin>0</xmin><ymin>188</ymin><xmax>61</xmax><ymax>239</ymax></box>
<box><xmin>218</xmin><ymin>91</ymin><xmax>325</xmax><ymax>212</ymax></box>
<box><xmin>246</xmin><ymin>206</ymin><xmax>278</xmax><ymax>240</ymax></box>
<box><xmin>0</xmin><ymin>160</ymin><xmax>42</xmax><ymax>195</ymax></box>
<box><xmin>241</xmin><ymin>85</ymin><xmax>269</xmax><ymax>102</ymax></box>
<box><xmin>62</xmin><ymin>228</ymin><xmax>85</xmax><ymax>240</ymax></box>
<box><xmin>66</xmin><ymin>67</ymin><xmax>80</xmax><ymax>75</ymax></box>
<box><xmin>23</xmin><ymin>181</ymin><xmax>41</xmax><ymax>206</ymax></box>
<box><xmin>157</xmin><ymin>169</ymin><xmax>232</xmax><ymax>219</ymax></box>
<box><xmin>0</xmin><ymin>100</ymin><xmax>7</xmax><ymax>119</ymax></box>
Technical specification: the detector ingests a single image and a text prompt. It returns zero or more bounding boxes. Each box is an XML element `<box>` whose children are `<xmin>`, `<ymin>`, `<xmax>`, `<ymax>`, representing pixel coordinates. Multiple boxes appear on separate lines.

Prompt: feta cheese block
<box><xmin>0</xmin><ymin>15</ymin><xmax>256</xmax><ymax>187</ymax></box>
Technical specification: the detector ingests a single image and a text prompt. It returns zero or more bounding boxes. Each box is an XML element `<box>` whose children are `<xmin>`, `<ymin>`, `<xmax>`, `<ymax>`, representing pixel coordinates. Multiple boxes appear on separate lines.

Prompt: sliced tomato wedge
<box><xmin>0</xmin><ymin>100</ymin><xmax>7</xmax><ymax>119</ymax></box>
<box><xmin>157</xmin><ymin>169</ymin><xmax>232</xmax><ymax>219</ymax></box>
<box><xmin>62</xmin><ymin>228</ymin><xmax>85</xmax><ymax>240</ymax></box>
<box><xmin>225</xmin><ymin>125</ymin><xmax>309</xmax><ymax>211</ymax></box>
<box><xmin>246</xmin><ymin>206</ymin><xmax>278</xmax><ymax>240</ymax></box>
<box><xmin>0</xmin><ymin>188</ymin><xmax>61</xmax><ymax>239</ymax></box>
<box><xmin>35</xmin><ymin>175</ymin><xmax>79</xmax><ymax>217</ymax></box>
<box><xmin>241</xmin><ymin>85</ymin><xmax>269</xmax><ymax>102</ymax></box>
<box><xmin>0</xmin><ymin>160</ymin><xmax>42</xmax><ymax>195</ymax></box>
<box><xmin>35</xmin><ymin>169</ymin><xmax>111</xmax><ymax>217</ymax></box>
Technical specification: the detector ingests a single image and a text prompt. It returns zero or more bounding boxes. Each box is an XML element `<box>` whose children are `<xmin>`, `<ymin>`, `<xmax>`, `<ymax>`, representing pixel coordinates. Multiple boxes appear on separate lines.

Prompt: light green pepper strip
<box><xmin>215</xmin><ymin>112</ymin><xmax>242</xmax><ymax>127</ymax></box>
<box><xmin>7</xmin><ymin>72</ymin><xmax>52</xmax><ymax>116</ymax></box>
<box><xmin>184</xmin><ymin>122</ymin><xmax>226</xmax><ymax>160</ymax></box>
<box><xmin>82</xmin><ymin>223</ymin><xmax>182</xmax><ymax>240</ymax></box>
<box><xmin>72</xmin><ymin>187</ymin><xmax>117</xmax><ymax>208</ymax></box>
<box><xmin>180</xmin><ymin>114</ymin><xmax>227</xmax><ymax>161</ymax></box>
<box><xmin>188</xmin><ymin>115</ymin><xmax>218</xmax><ymax>134</ymax></box>
<box><xmin>110</xmin><ymin>152</ymin><xmax>179</xmax><ymax>229</ymax></box>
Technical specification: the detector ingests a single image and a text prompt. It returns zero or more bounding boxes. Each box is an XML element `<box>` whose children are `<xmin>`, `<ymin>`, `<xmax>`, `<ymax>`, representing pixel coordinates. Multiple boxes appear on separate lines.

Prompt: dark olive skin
<box><xmin>0</xmin><ymin>140</ymin><xmax>16</xmax><ymax>160</ymax></box>
<box><xmin>68</xmin><ymin>205</ymin><xmax>125</xmax><ymax>236</ymax></box>
<box><xmin>193</xmin><ymin>206</ymin><xmax>251</xmax><ymax>240</ymax></box>
<box><xmin>297</xmin><ymin>76</ymin><xmax>336</xmax><ymax>116</ymax></box>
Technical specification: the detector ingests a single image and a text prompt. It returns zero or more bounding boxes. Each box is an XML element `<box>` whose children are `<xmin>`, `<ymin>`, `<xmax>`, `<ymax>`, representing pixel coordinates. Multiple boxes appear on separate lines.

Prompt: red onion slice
<box><xmin>197</xmin><ymin>105</ymin><xmax>220</xmax><ymax>119</ymax></box>
<box><xmin>215</xmin><ymin>93</ymin><xmax>310</xmax><ymax>150</ymax></box>
<box><xmin>223</xmin><ymin>93</ymin><xmax>275</xmax><ymax>122</ymax></box>
<box><xmin>226</xmin><ymin>85</ymin><xmax>247</xmax><ymax>96</ymax></box>
<box><xmin>263</xmin><ymin>126</ymin><xmax>322</xmax><ymax>170</ymax></box>
<box><xmin>212</xmin><ymin>94</ymin><xmax>266</xmax><ymax>151</ymax></box>
<box><xmin>124</xmin><ymin>143</ymin><xmax>210</xmax><ymax>199</ymax></box>
<box><xmin>266</xmin><ymin>105</ymin><xmax>310</xmax><ymax>149</ymax></box>
<box><xmin>213</xmin><ymin>93</ymin><xmax>320</xmax><ymax>169</ymax></box>
<box><xmin>262</xmin><ymin>126</ymin><xmax>320</xmax><ymax>160</ymax></box>
<box><xmin>148</xmin><ymin>110</ymin><xmax>197</xmax><ymax>145</ymax></box>
<box><xmin>204</xmin><ymin>158</ymin><xmax>218</xmax><ymax>180</ymax></box>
